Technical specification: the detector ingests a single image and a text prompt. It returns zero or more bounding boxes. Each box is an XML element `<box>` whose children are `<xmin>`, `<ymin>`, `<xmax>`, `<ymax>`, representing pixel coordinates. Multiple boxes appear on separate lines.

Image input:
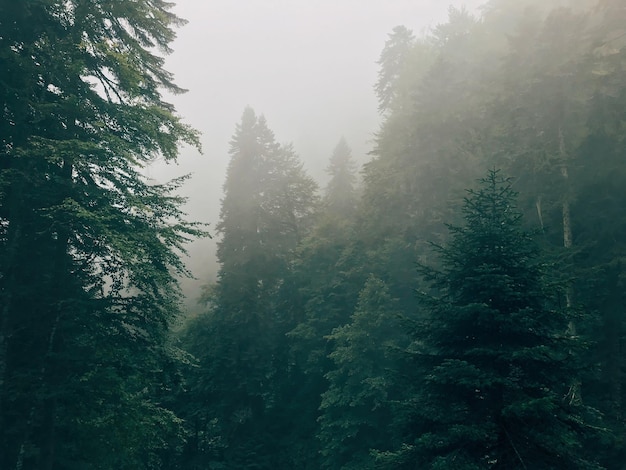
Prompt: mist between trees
<box><xmin>1</xmin><ymin>0</ymin><xmax>625</xmax><ymax>468</ymax></box>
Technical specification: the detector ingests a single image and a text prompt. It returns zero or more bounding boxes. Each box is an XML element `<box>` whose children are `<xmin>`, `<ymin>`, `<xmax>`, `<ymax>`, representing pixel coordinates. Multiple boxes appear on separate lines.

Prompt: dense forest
<box><xmin>1</xmin><ymin>0</ymin><xmax>626</xmax><ymax>468</ymax></box>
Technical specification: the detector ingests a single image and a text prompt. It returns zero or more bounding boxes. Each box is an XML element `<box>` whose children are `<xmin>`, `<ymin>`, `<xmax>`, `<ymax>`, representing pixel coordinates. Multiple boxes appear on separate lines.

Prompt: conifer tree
<box><xmin>318</xmin><ymin>276</ymin><xmax>405</xmax><ymax>470</ymax></box>
<box><xmin>181</xmin><ymin>108</ymin><xmax>318</xmax><ymax>468</ymax></box>
<box><xmin>289</xmin><ymin>136</ymin><xmax>362</xmax><ymax>373</ymax></box>
<box><xmin>375</xmin><ymin>25</ymin><xmax>416</xmax><ymax>114</ymax></box>
<box><xmin>0</xmin><ymin>1</ymin><xmax>201</xmax><ymax>468</ymax></box>
<box><xmin>381</xmin><ymin>170</ymin><xmax>603</xmax><ymax>469</ymax></box>
<box><xmin>324</xmin><ymin>137</ymin><xmax>358</xmax><ymax>219</ymax></box>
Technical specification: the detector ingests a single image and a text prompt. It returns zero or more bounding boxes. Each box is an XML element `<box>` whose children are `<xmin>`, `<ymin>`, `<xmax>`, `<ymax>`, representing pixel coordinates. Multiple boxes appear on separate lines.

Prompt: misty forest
<box><xmin>2</xmin><ymin>0</ymin><xmax>626</xmax><ymax>469</ymax></box>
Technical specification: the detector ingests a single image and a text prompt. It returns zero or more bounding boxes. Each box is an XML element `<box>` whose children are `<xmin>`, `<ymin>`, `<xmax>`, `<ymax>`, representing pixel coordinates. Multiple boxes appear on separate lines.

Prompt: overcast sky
<box><xmin>148</xmin><ymin>0</ymin><xmax>486</xmax><ymax>303</ymax></box>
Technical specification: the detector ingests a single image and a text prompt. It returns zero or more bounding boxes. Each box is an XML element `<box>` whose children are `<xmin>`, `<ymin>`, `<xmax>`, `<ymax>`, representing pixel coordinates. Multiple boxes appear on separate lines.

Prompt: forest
<box><xmin>1</xmin><ymin>0</ymin><xmax>626</xmax><ymax>468</ymax></box>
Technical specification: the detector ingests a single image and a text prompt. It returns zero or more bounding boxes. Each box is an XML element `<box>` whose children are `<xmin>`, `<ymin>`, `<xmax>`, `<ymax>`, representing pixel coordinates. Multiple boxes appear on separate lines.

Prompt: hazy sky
<box><xmin>148</xmin><ymin>0</ymin><xmax>485</xmax><ymax>303</ymax></box>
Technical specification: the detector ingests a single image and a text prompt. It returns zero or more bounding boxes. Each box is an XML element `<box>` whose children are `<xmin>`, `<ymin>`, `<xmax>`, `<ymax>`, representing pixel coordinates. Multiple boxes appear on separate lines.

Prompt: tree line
<box><xmin>2</xmin><ymin>0</ymin><xmax>626</xmax><ymax>469</ymax></box>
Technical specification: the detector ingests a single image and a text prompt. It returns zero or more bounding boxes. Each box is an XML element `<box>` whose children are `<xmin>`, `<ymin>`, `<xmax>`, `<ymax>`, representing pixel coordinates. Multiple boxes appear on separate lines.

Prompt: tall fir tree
<box><xmin>0</xmin><ymin>1</ymin><xmax>201</xmax><ymax>468</ymax></box>
<box><xmin>318</xmin><ymin>276</ymin><xmax>406</xmax><ymax>470</ymax></box>
<box><xmin>379</xmin><ymin>170</ymin><xmax>604</xmax><ymax>469</ymax></box>
<box><xmin>375</xmin><ymin>25</ymin><xmax>416</xmax><ymax>114</ymax></box>
<box><xmin>289</xmin><ymin>135</ymin><xmax>362</xmax><ymax>372</ymax></box>
<box><xmin>180</xmin><ymin>108</ymin><xmax>318</xmax><ymax>468</ymax></box>
<box><xmin>324</xmin><ymin>137</ymin><xmax>359</xmax><ymax>219</ymax></box>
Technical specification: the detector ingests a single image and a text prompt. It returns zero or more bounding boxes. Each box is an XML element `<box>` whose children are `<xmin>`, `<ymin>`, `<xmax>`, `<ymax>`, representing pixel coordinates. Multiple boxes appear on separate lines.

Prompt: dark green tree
<box><xmin>180</xmin><ymin>108</ymin><xmax>318</xmax><ymax>468</ymax></box>
<box><xmin>380</xmin><ymin>170</ymin><xmax>603</xmax><ymax>469</ymax></box>
<box><xmin>275</xmin><ymin>136</ymin><xmax>369</xmax><ymax>466</ymax></box>
<box><xmin>0</xmin><ymin>1</ymin><xmax>201</xmax><ymax>468</ymax></box>
<box><xmin>318</xmin><ymin>276</ymin><xmax>406</xmax><ymax>470</ymax></box>
<box><xmin>479</xmin><ymin>5</ymin><xmax>626</xmax><ymax>462</ymax></box>
<box><xmin>569</xmin><ymin>3</ymin><xmax>626</xmax><ymax>460</ymax></box>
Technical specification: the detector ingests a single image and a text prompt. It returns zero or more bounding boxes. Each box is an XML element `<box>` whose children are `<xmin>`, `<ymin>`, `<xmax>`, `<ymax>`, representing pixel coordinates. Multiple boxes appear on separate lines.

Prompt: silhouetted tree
<box><xmin>180</xmin><ymin>108</ymin><xmax>318</xmax><ymax>468</ymax></box>
<box><xmin>324</xmin><ymin>137</ymin><xmax>359</xmax><ymax>219</ymax></box>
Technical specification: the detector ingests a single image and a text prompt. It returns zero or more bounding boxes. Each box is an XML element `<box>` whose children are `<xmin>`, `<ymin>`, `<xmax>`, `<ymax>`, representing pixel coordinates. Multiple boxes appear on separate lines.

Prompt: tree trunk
<box><xmin>559</xmin><ymin>127</ymin><xmax>574</xmax><ymax>311</ymax></box>
<box><xmin>535</xmin><ymin>195</ymin><xmax>544</xmax><ymax>231</ymax></box>
<box><xmin>604</xmin><ymin>265</ymin><xmax>623</xmax><ymax>418</ymax></box>
<box><xmin>0</xmin><ymin>223</ymin><xmax>22</xmax><ymax>468</ymax></box>
<box><xmin>15</xmin><ymin>308</ymin><xmax>62</xmax><ymax>470</ymax></box>
<box><xmin>559</xmin><ymin>127</ymin><xmax>581</xmax><ymax>406</ymax></box>
<box><xmin>14</xmin><ymin>151</ymin><xmax>72</xmax><ymax>470</ymax></box>
<box><xmin>0</xmin><ymin>301</ymin><xmax>8</xmax><ymax>468</ymax></box>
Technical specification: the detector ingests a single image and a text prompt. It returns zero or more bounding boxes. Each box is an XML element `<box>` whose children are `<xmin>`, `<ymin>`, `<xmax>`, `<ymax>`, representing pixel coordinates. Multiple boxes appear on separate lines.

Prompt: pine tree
<box><xmin>180</xmin><ymin>108</ymin><xmax>318</xmax><ymax>468</ymax></box>
<box><xmin>288</xmin><ymin>135</ymin><xmax>362</xmax><ymax>376</ymax></box>
<box><xmin>0</xmin><ymin>1</ymin><xmax>201</xmax><ymax>468</ymax></box>
<box><xmin>318</xmin><ymin>276</ymin><xmax>406</xmax><ymax>470</ymax></box>
<box><xmin>382</xmin><ymin>170</ymin><xmax>604</xmax><ymax>469</ymax></box>
<box><xmin>375</xmin><ymin>25</ymin><xmax>416</xmax><ymax>114</ymax></box>
<box><xmin>323</xmin><ymin>137</ymin><xmax>359</xmax><ymax>219</ymax></box>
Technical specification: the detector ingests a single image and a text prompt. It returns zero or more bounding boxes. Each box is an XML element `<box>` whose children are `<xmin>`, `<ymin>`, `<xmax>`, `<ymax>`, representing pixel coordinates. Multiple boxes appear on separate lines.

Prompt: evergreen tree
<box><xmin>273</xmin><ymin>137</ymin><xmax>366</xmax><ymax>466</ymax></box>
<box><xmin>380</xmin><ymin>170</ymin><xmax>603</xmax><ymax>469</ymax></box>
<box><xmin>481</xmin><ymin>5</ymin><xmax>626</xmax><ymax>461</ymax></box>
<box><xmin>324</xmin><ymin>137</ymin><xmax>359</xmax><ymax>219</ymax></box>
<box><xmin>375</xmin><ymin>25</ymin><xmax>416</xmax><ymax>114</ymax></box>
<box><xmin>318</xmin><ymin>276</ymin><xmax>406</xmax><ymax>470</ymax></box>
<box><xmin>180</xmin><ymin>108</ymin><xmax>318</xmax><ymax>468</ymax></box>
<box><xmin>569</xmin><ymin>3</ymin><xmax>626</xmax><ymax>461</ymax></box>
<box><xmin>0</xmin><ymin>1</ymin><xmax>201</xmax><ymax>468</ymax></box>
<box><xmin>288</xmin><ymin>136</ymin><xmax>362</xmax><ymax>376</ymax></box>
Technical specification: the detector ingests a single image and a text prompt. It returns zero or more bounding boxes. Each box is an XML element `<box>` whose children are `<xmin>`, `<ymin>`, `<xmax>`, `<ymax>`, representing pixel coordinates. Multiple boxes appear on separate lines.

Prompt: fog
<box><xmin>147</xmin><ymin>0</ymin><xmax>485</xmax><ymax>307</ymax></box>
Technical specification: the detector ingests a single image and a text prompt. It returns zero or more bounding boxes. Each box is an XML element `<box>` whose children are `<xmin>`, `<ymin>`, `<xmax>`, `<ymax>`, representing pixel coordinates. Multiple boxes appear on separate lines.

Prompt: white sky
<box><xmin>148</xmin><ymin>0</ymin><xmax>485</xmax><ymax>303</ymax></box>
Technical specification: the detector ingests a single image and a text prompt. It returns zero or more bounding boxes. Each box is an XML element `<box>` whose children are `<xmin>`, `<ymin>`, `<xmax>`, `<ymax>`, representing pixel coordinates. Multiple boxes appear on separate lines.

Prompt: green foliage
<box><xmin>0</xmin><ymin>1</ymin><xmax>202</xmax><ymax>468</ymax></box>
<box><xmin>178</xmin><ymin>108</ymin><xmax>319</xmax><ymax>469</ymax></box>
<box><xmin>318</xmin><ymin>276</ymin><xmax>406</xmax><ymax>470</ymax></box>
<box><xmin>9</xmin><ymin>0</ymin><xmax>622</xmax><ymax>467</ymax></box>
<box><xmin>217</xmin><ymin>108</ymin><xmax>317</xmax><ymax>307</ymax></box>
<box><xmin>172</xmin><ymin>2</ymin><xmax>626</xmax><ymax>467</ymax></box>
<box><xmin>172</xmin><ymin>4</ymin><xmax>626</xmax><ymax>467</ymax></box>
<box><xmin>361</xmin><ymin>3</ymin><xmax>626</xmax><ymax>465</ymax></box>
<box><xmin>384</xmin><ymin>170</ymin><xmax>604</xmax><ymax>469</ymax></box>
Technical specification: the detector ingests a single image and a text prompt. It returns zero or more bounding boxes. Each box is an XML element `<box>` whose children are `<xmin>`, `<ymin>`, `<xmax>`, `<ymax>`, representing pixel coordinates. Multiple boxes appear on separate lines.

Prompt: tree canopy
<box><xmin>3</xmin><ymin>1</ymin><xmax>626</xmax><ymax>468</ymax></box>
<box><xmin>381</xmin><ymin>170</ymin><xmax>602</xmax><ymax>469</ymax></box>
<box><xmin>0</xmin><ymin>1</ymin><xmax>202</xmax><ymax>468</ymax></box>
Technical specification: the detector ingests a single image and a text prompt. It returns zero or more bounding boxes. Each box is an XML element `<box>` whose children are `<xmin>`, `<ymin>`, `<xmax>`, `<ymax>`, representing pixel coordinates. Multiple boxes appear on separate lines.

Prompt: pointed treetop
<box><xmin>324</xmin><ymin>137</ymin><xmax>358</xmax><ymax>218</ymax></box>
<box><xmin>375</xmin><ymin>25</ymin><xmax>416</xmax><ymax>113</ymax></box>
